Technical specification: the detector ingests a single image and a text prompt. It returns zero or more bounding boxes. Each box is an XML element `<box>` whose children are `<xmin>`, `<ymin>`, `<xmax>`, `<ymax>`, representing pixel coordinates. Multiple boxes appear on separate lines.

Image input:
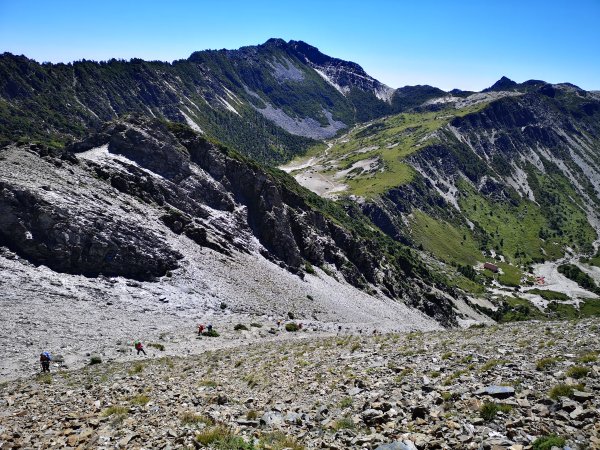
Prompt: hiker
<box><xmin>277</xmin><ymin>319</ymin><xmax>282</xmax><ymax>329</ymax></box>
<box><xmin>207</xmin><ymin>323</ymin><xmax>213</xmax><ymax>332</ymax></box>
<box><xmin>198</xmin><ymin>323</ymin><xmax>205</xmax><ymax>335</ymax></box>
<box><xmin>40</xmin><ymin>351</ymin><xmax>51</xmax><ymax>372</ymax></box>
<box><xmin>337</xmin><ymin>325</ymin><xmax>342</xmax><ymax>334</ymax></box>
<box><xmin>134</xmin><ymin>341</ymin><xmax>146</xmax><ymax>356</ymax></box>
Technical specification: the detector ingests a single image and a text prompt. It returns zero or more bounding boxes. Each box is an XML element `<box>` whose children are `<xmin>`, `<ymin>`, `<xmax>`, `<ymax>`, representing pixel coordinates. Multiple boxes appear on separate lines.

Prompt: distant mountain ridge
<box><xmin>0</xmin><ymin>40</ymin><xmax>371</xmax><ymax>159</ymax></box>
<box><xmin>0</xmin><ymin>38</ymin><xmax>454</xmax><ymax>162</ymax></box>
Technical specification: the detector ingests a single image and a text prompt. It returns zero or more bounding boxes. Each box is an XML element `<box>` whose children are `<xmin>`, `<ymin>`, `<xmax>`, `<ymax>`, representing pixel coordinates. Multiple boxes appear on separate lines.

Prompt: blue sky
<box><xmin>1</xmin><ymin>0</ymin><xmax>598</xmax><ymax>91</ymax></box>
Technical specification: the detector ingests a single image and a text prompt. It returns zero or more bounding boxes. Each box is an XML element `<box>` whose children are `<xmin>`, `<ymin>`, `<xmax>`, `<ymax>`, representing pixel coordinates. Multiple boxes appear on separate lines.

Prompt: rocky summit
<box><xmin>0</xmin><ymin>319</ymin><xmax>598</xmax><ymax>449</ymax></box>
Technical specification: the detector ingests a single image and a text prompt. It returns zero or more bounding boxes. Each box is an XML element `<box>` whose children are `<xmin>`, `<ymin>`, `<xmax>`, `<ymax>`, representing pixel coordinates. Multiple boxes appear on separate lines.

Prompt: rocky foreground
<box><xmin>1</xmin><ymin>319</ymin><xmax>599</xmax><ymax>449</ymax></box>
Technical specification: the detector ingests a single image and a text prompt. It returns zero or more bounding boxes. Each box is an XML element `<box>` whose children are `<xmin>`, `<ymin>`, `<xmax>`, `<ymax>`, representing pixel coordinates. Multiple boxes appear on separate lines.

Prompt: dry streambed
<box><xmin>1</xmin><ymin>319</ymin><xmax>599</xmax><ymax>449</ymax></box>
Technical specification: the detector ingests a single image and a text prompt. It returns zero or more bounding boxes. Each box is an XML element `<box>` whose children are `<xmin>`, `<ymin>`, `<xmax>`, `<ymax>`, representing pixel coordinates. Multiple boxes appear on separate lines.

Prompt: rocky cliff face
<box><xmin>287</xmin><ymin>40</ymin><xmax>395</xmax><ymax>102</ymax></box>
<box><xmin>0</xmin><ymin>116</ymin><xmax>479</xmax><ymax>326</ymax></box>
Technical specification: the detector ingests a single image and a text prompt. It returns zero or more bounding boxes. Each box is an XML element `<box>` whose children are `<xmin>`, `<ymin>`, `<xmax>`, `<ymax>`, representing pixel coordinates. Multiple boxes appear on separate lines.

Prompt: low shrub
<box><xmin>37</xmin><ymin>373</ymin><xmax>52</xmax><ymax>384</ymax></box>
<box><xmin>548</xmin><ymin>383</ymin><xmax>573</xmax><ymax>399</ymax></box>
<box><xmin>181</xmin><ymin>411</ymin><xmax>213</xmax><ymax>426</ymax></box>
<box><xmin>304</xmin><ymin>262</ymin><xmax>315</xmax><ymax>274</ymax></box>
<box><xmin>102</xmin><ymin>405</ymin><xmax>128</xmax><ymax>417</ymax></box>
<box><xmin>479</xmin><ymin>359</ymin><xmax>508</xmax><ymax>372</ymax></box>
<box><xmin>285</xmin><ymin>323</ymin><xmax>299</xmax><ymax>332</ymax></box>
<box><xmin>259</xmin><ymin>431</ymin><xmax>303</xmax><ymax>450</ymax></box>
<box><xmin>195</xmin><ymin>426</ymin><xmax>250</xmax><ymax>448</ymax></box>
<box><xmin>234</xmin><ymin>324</ymin><xmax>248</xmax><ymax>331</ymax></box>
<box><xmin>480</xmin><ymin>402</ymin><xmax>512</xmax><ymax>421</ymax></box>
<box><xmin>338</xmin><ymin>397</ymin><xmax>353</xmax><ymax>408</ymax></box>
<box><xmin>131</xmin><ymin>394</ymin><xmax>150</xmax><ymax>406</ymax></box>
<box><xmin>532</xmin><ymin>435</ymin><xmax>566</xmax><ymax>450</ymax></box>
<box><xmin>536</xmin><ymin>357</ymin><xmax>558</xmax><ymax>371</ymax></box>
<box><xmin>89</xmin><ymin>356</ymin><xmax>102</xmax><ymax>365</ymax></box>
<box><xmin>331</xmin><ymin>417</ymin><xmax>355</xmax><ymax>431</ymax></box>
<box><xmin>128</xmin><ymin>362</ymin><xmax>144</xmax><ymax>375</ymax></box>
<box><xmin>577</xmin><ymin>352</ymin><xmax>598</xmax><ymax>363</ymax></box>
<box><xmin>566</xmin><ymin>365</ymin><xmax>590</xmax><ymax>379</ymax></box>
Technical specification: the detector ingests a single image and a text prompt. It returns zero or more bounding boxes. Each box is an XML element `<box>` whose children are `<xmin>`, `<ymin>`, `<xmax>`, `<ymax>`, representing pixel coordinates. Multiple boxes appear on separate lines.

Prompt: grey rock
<box><xmin>284</xmin><ymin>412</ymin><xmax>302</xmax><ymax>424</ymax></box>
<box><xmin>572</xmin><ymin>390</ymin><xmax>594</xmax><ymax>402</ymax></box>
<box><xmin>375</xmin><ymin>440</ymin><xmax>417</xmax><ymax>450</ymax></box>
<box><xmin>475</xmin><ymin>385</ymin><xmax>515</xmax><ymax>399</ymax></box>
<box><xmin>348</xmin><ymin>387</ymin><xmax>362</xmax><ymax>396</ymax></box>
<box><xmin>261</xmin><ymin>411</ymin><xmax>284</xmax><ymax>427</ymax></box>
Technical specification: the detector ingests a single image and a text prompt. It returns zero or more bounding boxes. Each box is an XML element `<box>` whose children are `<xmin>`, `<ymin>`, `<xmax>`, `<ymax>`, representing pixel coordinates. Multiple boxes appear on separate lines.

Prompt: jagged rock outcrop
<box><xmin>0</xmin><ymin>146</ymin><xmax>181</xmax><ymax>281</ymax></box>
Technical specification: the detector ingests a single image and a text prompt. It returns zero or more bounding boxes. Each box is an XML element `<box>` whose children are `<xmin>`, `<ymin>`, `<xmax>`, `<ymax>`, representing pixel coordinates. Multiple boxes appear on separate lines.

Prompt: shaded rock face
<box><xmin>0</xmin><ymin>178</ymin><xmax>180</xmax><ymax>281</ymax></box>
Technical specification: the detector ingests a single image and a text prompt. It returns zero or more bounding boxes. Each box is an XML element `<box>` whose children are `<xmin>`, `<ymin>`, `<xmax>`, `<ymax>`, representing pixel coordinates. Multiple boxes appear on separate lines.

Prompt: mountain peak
<box><xmin>262</xmin><ymin>37</ymin><xmax>288</xmax><ymax>48</ymax></box>
<box><xmin>483</xmin><ymin>76</ymin><xmax>518</xmax><ymax>92</ymax></box>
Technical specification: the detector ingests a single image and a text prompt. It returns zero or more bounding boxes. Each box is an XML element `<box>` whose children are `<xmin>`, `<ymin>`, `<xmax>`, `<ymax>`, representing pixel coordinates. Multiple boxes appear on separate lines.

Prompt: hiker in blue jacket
<box><xmin>40</xmin><ymin>352</ymin><xmax>51</xmax><ymax>372</ymax></box>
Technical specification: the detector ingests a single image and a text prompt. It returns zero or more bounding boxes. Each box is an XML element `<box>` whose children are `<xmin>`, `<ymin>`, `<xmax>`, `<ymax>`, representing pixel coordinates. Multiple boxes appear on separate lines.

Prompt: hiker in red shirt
<box><xmin>134</xmin><ymin>341</ymin><xmax>146</xmax><ymax>355</ymax></box>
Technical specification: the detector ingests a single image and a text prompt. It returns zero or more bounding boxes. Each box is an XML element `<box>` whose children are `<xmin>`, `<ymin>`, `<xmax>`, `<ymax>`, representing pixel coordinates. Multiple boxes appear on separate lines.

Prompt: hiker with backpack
<box><xmin>134</xmin><ymin>341</ymin><xmax>146</xmax><ymax>356</ymax></box>
<box><xmin>40</xmin><ymin>351</ymin><xmax>51</xmax><ymax>372</ymax></box>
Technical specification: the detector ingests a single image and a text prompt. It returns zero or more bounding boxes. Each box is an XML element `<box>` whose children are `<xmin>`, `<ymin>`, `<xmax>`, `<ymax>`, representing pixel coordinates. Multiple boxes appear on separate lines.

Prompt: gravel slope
<box><xmin>1</xmin><ymin>319</ymin><xmax>598</xmax><ymax>449</ymax></box>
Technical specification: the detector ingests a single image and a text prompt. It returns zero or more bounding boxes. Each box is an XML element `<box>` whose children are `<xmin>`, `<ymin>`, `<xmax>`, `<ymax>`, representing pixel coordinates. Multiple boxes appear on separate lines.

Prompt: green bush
<box><xmin>234</xmin><ymin>324</ymin><xmax>249</xmax><ymax>331</ymax></box>
<box><xmin>304</xmin><ymin>262</ymin><xmax>315</xmax><ymax>274</ymax></box>
<box><xmin>89</xmin><ymin>356</ymin><xmax>102</xmax><ymax>365</ymax></box>
<box><xmin>566</xmin><ymin>365</ymin><xmax>590</xmax><ymax>379</ymax></box>
<box><xmin>203</xmin><ymin>330</ymin><xmax>220</xmax><ymax>337</ymax></box>
<box><xmin>102</xmin><ymin>405</ymin><xmax>128</xmax><ymax>417</ymax></box>
<box><xmin>131</xmin><ymin>394</ymin><xmax>150</xmax><ymax>406</ymax></box>
<box><xmin>536</xmin><ymin>357</ymin><xmax>558</xmax><ymax>371</ymax></box>
<box><xmin>285</xmin><ymin>323</ymin><xmax>299</xmax><ymax>332</ymax></box>
<box><xmin>548</xmin><ymin>383</ymin><xmax>573</xmax><ymax>399</ymax></box>
<box><xmin>331</xmin><ymin>417</ymin><xmax>355</xmax><ymax>431</ymax></box>
<box><xmin>338</xmin><ymin>397</ymin><xmax>353</xmax><ymax>408</ymax></box>
<box><xmin>181</xmin><ymin>411</ymin><xmax>213</xmax><ymax>426</ymax></box>
<box><xmin>480</xmin><ymin>402</ymin><xmax>512</xmax><ymax>421</ymax></box>
<box><xmin>195</xmin><ymin>426</ymin><xmax>251</xmax><ymax>449</ymax></box>
<box><xmin>36</xmin><ymin>373</ymin><xmax>52</xmax><ymax>384</ymax></box>
<box><xmin>577</xmin><ymin>352</ymin><xmax>597</xmax><ymax>363</ymax></box>
<box><xmin>128</xmin><ymin>362</ymin><xmax>144</xmax><ymax>375</ymax></box>
<box><xmin>532</xmin><ymin>435</ymin><xmax>566</xmax><ymax>450</ymax></box>
<box><xmin>258</xmin><ymin>431</ymin><xmax>303</xmax><ymax>450</ymax></box>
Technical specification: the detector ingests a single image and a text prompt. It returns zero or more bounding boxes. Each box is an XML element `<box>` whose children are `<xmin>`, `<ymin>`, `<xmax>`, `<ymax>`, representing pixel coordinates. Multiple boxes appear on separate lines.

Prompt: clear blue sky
<box><xmin>1</xmin><ymin>0</ymin><xmax>599</xmax><ymax>91</ymax></box>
